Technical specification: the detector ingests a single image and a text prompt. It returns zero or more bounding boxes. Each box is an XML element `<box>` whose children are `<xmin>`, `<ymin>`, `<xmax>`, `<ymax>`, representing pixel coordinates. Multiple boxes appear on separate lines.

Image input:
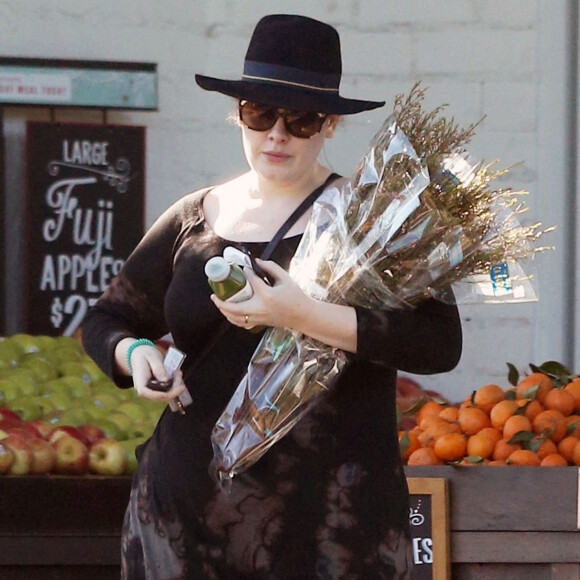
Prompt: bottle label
<box><xmin>226</xmin><ymin>280</ymin><xmax>254</xmax><ymax>303</ymax></box>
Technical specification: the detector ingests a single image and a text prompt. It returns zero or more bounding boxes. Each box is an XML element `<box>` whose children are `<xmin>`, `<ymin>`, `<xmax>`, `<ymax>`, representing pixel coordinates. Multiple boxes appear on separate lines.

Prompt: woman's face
<box><xmin>240</xmin><ymin>107</ymin><xmax>339</xmax><ymax>187</ymax></box>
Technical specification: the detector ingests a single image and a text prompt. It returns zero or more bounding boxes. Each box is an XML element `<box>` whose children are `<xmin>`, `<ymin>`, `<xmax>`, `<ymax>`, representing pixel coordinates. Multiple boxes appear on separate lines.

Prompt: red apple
<box><xmin>3</xmin><ymin>434</ymin><xmax>33</xmax><ymax>474</ymax></box>
<box><xmin>424</xmin><ymin>389</ymin><xmax>450</xmax><ymax>405</ymax></box>
<box><xmin>0</xmin><ymin>441</ymin><xmax>14</xmax><ymax>473</ymax></box>
<box><xmin>28</xmin><ymin>437</ymin><xmax>57</xmax><ymax>474</ymax></box>
<box><xmin>6</xmin><ymin>427</ymin><xmax>37</xmax><ymax>441</ymax></box>
<box><xmin>0</xmin><ymin>417</ymin><xmax>22</xmax><ymax>432</ymax></box>
<box><xmin>52</xmin><ymin>435</ymin><xmax>89</xmax><ymax>474</ymax></box>
<box><xmin>0</xmin><ymin>407</ymin><xmax>22</xmax><ymax>422</ymax></box>
<box><xmin>89</xmin><ymin>438</ymin><xmax>128</xmax><ymax>475</ymax></box>
<box><xmin>25</xmin><ymin>419</ymin><xmax>53</xmax><ymax>440</ymax></box>
<box><xmin>77</xmin><ymin>424</ymin><xmax>106</xmax><ymax>447</ymax></box>
<box><xmin>48</xmin><ymin>425</ymin><xmax>87</xmax><ymax>445</ymax></box>
<box><xmin>396</xmin><ymin>377</ymin><xmax>424</xmax><ymax>398</ymax></box>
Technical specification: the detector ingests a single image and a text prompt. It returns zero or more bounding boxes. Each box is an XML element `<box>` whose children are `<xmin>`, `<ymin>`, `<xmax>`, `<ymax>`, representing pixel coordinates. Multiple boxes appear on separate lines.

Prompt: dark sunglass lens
<box><xmin>286</xmin><ymin>111</ymin><xmax>325</xmax><ymax>138</ymax></box>
<box><xmin>240</xmin><ymin>103</ymin><xmax>277</xmax><ymax>131</ymax></box>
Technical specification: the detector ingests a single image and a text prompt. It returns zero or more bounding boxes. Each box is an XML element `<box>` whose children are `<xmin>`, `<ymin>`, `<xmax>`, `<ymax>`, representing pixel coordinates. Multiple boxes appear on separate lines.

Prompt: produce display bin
<box><xmin>0</xmin><ymin>467</ymin><xmax>579</xmax><ymax>579</ymax></box>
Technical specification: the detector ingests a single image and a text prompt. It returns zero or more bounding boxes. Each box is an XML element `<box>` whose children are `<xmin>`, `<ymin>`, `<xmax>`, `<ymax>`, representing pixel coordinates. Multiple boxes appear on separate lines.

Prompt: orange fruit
<box><xmin>518</xmin><ymin>399</ymin><xmax>544</xmax><ymax>422</ymax></box>
<box><xmin>516</xmin><ymin>372</ymin><xmax>553</xmax><ymax>403</ymax></box>
<box><xmin>438</xmin><ymin>406</ymin><xmax>459</xmax><ymax>423</ymax></box>
<box><xmin>543</xmin><ymin>388</ymin><xmax>576</xmax><ymax>417</ymax></box>
<box><xmin>434</xmin><ymin>432</ymin><xmax>467</xmax><ymax>462</ymax></box>
<box><xmin>473</xmin><ymin>383</ymin><xmax>505</xmax><ymax>414</ymax></box>
<box><xmin>478</xmin><ymin>427</ymin><xmax>503</xmax><ymax>445</ymax></box>
<box><xmin>490</xmin><ymin>400</ymin><xmax>519</xmax><ymax>430</ymax></box>
<box><xmin>493</xmin><ymin>438</ymin><xmax>521</xmax><ymax>461</ymax></box>
<box><xmin>466</xmin><ymin>432</ymin><xmax>495</xmax><ymax>459</ymax></box>
<box><xmin>408</xmin><ymin>447</ymin><xmax>444</xmax><ymax>466</ymax></box>
<box><xmin>458</xmin><ymin>407</ymin><xmax>491</xmax><ymax>436</ymax></box>
<box><xmin>488</xmin><ymin>459</ymin><xmax>507</xmax><ymax>466</ymax></box>
<box><xmin>564</xmin><ymin>379</ymin><xmax>580</xmax><ymax>409</ymax></box>
<box><xmin>564</xmin><ymin>415</ymin><xmax>580</xmax><ymax>438</ymax></box>
<box><xmin>535</xmin><ymin>438</ymin><xmax>558</xmax><ymax>460</ymax></box>
<box><xmin>502</xmin><ymin>415</ymin><xmax>532</xmax><ymax>441</ymax></box>
<box><xmin>540</xmin><ymin>453</ymin><xmax>568</xmax><ymax>466</ymax></box>
<box><xmin>532</xmin><ymin>409</ymin><xmax>567</xmax><ymax>442</ymax></box>
<box><xmin>557</xmin><ymin>435</ymin><xmax>578</xmax><ymax>462</ymax></box>
<box><xmin>399</xmin><ymin>429</ymin><xmax>421</xmax><ymax>460</ymax></box>
<box><xmin>418</xmin><ymin>414</ymin><xmax>445</xmax><ymax>431</ymax></box>
<box><xmin>417</xmin><ymin>420</ymin><xmax>460</xmax><ymax>448</ymax></box>
<box><xmin>457</xmin><ymin>456</ymin><xmax>486</xmax><ymax>466</ymax></box>
<box><xmin>416</xmin><ymin>401</ymin><xmax>446</xmax><ymax>427</ymax></box>
<box><xmin>507</xmin><ymin>449</ymin><xmax>541</xmax><ymax>466</ymax></box>
<box><xmin>573</xmin><ymin>441</ymin><xmax>580</xmax><ymax>466</ymax></box>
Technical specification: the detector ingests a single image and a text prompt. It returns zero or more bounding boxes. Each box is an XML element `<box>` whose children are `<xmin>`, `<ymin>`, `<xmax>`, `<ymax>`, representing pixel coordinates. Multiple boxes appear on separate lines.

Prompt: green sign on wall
<box><xmin>0</xmin><ymin>58</ymin><xmax>158</xmax><ymax>110</ymax></box>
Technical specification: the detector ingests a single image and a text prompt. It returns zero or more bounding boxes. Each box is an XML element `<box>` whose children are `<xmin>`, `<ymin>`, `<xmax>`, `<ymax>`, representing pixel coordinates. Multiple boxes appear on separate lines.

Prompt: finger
<box><xmin>255</xmin><ymin>259</ymin><xmax>287</xmax><ymax>282</ymax></box>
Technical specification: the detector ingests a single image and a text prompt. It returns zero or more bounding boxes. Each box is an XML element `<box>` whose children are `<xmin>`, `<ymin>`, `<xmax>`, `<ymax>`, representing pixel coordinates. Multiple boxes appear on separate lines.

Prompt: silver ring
<box><xmin>244</xmin><ymin>314</ymin><xmax>249</xmax><ymax>325</ymax></box>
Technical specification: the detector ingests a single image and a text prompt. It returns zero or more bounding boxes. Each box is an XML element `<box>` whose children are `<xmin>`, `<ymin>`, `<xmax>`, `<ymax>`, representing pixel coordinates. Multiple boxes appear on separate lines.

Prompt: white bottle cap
<box><xmin>205</xmin><ymin>256</ymin><xmax>231</xmax><ymax>282</ymax></box>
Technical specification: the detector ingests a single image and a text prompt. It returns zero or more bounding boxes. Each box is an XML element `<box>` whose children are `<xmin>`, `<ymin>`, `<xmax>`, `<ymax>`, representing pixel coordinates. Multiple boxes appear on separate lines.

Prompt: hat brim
<box><xmin>195</xmin><ymin>74</ymin><xmax>384</xmax><ymax>114</ymax></box>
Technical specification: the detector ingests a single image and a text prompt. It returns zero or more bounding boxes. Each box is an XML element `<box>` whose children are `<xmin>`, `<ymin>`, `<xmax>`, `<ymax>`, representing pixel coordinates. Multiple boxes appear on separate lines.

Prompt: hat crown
<box><xmin>245</xmin><ymin>15</ymin><xmax>342</xmax><ymax>76</ymax></box>
<box><xmin>195</xmin><ymin>14</ymin><xmax>385</xmax><ymax>114</ymax></box>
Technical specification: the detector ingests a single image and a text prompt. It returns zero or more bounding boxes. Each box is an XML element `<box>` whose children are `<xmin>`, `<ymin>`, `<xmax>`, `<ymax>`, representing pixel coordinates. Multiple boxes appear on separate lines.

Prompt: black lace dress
<box><xmin>81</xmin><ymin>188</ymin><xmax>462</xmax><ymax>580</ymax></box>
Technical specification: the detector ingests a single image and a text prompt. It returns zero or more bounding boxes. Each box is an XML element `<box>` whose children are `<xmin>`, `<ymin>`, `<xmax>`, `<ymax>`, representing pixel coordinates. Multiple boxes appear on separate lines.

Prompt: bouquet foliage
<box><xmin>210</xmin><ymin>83</ymin><xmax>553</xmax><ymax>484</ymax></box>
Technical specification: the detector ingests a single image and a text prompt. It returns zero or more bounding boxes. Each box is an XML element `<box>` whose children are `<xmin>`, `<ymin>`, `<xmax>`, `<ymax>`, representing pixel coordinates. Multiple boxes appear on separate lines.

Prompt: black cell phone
<box><xmin>147</xmin><ymin>378</ymin><xmax>173</xmax><ymax>392</ymax></box>
<box><xmin>247</xmin><ymin>250</ymin><xmax>275</xmax><ymax>286</ymax></box>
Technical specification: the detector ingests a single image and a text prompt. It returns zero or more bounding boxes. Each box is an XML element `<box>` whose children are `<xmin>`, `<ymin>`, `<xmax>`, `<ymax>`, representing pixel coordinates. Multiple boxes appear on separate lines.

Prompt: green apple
<box><xmin>56</xmin><ymin>376</ymin><xmax>92</xmax><ymax>398</ymax></box>
<box><xmin>59</xmin><ymin>361</ymin><xmax>92</xmax><ymax>384</ymax></box>
<box><xmin>128</xmin><ymin>422</ymin><xmax>154</xmax><ymax>440</ymax></box>
<box><xmin>59</xmin><ymin>407</ymin><xmax>92</xmax><ymax>426</ymax></box>
<box><xmin>119</xmin><ymin>437</ymin><xmax>146</xmax><ymax>474</ymax></box>
<box><xmin>19</xmin><ymin>354</ymin><xmax>58</xmax><ymax>382</ymax></box>
<box><xmin>81</xmin><ymin>360</ymin><xmax>108</xmax><ymax>384</ymax></box>
<box><xmin>54</xmin><ymin>335</ymin><xmax>84</xmax><ymax>352</ymax></box>
<box><xmin>28</xmin><ymin>396</ymin><xmax>56</xmax><ymax>417</ymax></box>
<box><xmin>8</xmin><ymin>398</ymin><xmax>43</xmax><ymax>421</ymax></box>
<box><xmin>90</xmin><ymin>392</ymin><xmax>122</xmax><ymax>410</ymax></box>
<box><xmin>41</xmin><ymin>391</ymin><xmax>71</xmax><ymax>412</ymax></box>
<box><xmin>107</xmin><ymin>412</ymin><xmax>135</xmax><ymax>432</ymax></box>
<box><xmin>7</xmin><ymin>333</ymin><xmax>52</xmax><ymax>354</ymax></box>
<box><xmin>116</xmin><ymin>402</ymin><xmax>149</xmax><ymax>423</ymax></box>
<box><xmin>0</xmin><ymin>379</ymin><xmax>23</xmax><ymax>403</ymax></box>
<box><xmin>91</xmin><ymin>418</ymin><xmax>128</xmax><ymax>441</ymax></box>
<box><xmin>79</xmin><ymin>403</ymin><xmax>111</xmax><ymax>421</ymax></box>
<box><xmin>0</xmin><ymin>369</ymin><xmax>40</xmax><ymax>396</ymax></box>
<box><xmin>0</xmin><ymin>341</ymin><xmax>21</xmax><ymax>369</ymax></box>
<box><xmin>50</xmin><ymin>346</ymin><xmax>84</xmax><ymax>365</ymax></box>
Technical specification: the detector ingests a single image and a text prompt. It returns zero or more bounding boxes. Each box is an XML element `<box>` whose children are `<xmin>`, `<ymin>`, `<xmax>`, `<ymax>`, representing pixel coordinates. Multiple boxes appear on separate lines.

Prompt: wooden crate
<box><xmin>0</xmin><ymin>468</ymin><xmax>578</xmax><ymax>579</ymax></box>
<box><xmin>405</xmin><ymin>465</ymin><xmax>580</xmax><ymax>580</ymax></box>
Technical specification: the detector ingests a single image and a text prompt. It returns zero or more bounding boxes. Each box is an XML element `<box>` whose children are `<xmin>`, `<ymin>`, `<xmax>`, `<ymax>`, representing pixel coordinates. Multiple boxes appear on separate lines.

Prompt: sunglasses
<box><xmin>238</xmin><ymin>100</ymin><xmax>328</xmax><ymax>138</ymax></box>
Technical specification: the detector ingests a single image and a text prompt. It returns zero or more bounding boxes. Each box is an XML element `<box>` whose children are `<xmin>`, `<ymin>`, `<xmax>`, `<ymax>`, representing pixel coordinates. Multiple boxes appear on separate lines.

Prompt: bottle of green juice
<box><xmin>205</xmin><ymin>256</ymin><xmax>254</xmax><ymax>303</ymax></box>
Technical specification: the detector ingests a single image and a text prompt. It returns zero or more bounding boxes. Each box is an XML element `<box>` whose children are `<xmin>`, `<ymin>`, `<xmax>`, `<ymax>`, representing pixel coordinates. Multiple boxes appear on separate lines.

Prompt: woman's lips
<box><xmin>263</xmin><ymin>150</ymin><xmax>290</xmax><ymax>162</ymax></box>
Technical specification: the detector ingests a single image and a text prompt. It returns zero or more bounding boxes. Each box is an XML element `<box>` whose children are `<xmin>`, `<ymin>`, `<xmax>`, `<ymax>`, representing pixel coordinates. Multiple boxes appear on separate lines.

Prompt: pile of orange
<box><xmin>399</xmin><ymin>372</ymin><xmax>580</xmax><ymax>467</ymax></box>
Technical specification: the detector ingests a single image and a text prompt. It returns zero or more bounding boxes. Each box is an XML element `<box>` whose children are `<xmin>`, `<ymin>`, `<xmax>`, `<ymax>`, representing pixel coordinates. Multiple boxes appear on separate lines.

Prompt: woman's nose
<box><xmin>268</xmin><ymin>117</ymin><xmax>289</xmax><ymax>139</ymax></box>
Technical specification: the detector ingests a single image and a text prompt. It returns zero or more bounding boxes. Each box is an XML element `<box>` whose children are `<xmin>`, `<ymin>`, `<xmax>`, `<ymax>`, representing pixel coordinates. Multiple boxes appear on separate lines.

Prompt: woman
<box><xmin>82</xmin><ymin>14</ymin><xmax>462</xmax><ymax>580</ymax></box>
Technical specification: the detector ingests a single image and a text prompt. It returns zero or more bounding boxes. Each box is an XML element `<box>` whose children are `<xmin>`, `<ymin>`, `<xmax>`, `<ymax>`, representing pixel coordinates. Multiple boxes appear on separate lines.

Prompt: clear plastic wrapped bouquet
<box><xmin>210</xmin><ymin>83</ymin><xmax>552</xmax><ymax>484</ymax></box>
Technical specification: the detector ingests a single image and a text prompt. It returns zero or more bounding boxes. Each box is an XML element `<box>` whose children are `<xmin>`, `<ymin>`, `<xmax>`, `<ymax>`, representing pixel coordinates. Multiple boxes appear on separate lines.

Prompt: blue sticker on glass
<box><xmin>490</xmin><ymin>262</ymin><xmax>512</xmax><ymax>295</ymax></box>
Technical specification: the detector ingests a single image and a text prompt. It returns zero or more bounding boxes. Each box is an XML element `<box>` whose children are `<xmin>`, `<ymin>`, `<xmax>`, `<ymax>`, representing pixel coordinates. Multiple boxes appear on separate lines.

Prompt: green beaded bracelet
<box><xmin>126</xmin><ymin>338</ymin><xmax>155</xmax><ymax>375</ymax></box>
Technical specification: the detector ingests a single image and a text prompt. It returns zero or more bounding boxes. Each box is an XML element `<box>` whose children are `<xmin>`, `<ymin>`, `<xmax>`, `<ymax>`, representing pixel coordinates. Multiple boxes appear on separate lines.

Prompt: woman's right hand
<box><xmin>115</xmin><ymin>338</ymin><xmax>187</xmax><ymax>402</ymax></box>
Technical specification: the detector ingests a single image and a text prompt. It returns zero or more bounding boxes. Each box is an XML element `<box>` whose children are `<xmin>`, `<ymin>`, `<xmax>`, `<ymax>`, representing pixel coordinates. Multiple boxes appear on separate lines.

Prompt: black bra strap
<box><xmin>261</xmin><ymin>172</ymin><xmax>340</xmax><ymax>261</ymax></box>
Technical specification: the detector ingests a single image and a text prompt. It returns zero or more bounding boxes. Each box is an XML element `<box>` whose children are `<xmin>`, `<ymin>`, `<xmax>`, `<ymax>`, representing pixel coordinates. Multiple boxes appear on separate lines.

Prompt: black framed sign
<box><xmin>407</xmin><ymin>477</ymin><xmax>450</xmax><ymax>580</ymax></box>
<box><xmin>24</xmin><ymin>122</ymin><xmax>145</xmax><ymax>336</ymax></box>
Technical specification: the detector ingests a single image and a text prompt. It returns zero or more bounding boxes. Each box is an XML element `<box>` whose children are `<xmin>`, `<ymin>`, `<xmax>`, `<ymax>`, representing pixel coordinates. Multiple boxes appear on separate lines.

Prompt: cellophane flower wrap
<box><xmin>210</xmin><ymin>84</ymin><xmax>552</xmax><ymax>484</ymax></box>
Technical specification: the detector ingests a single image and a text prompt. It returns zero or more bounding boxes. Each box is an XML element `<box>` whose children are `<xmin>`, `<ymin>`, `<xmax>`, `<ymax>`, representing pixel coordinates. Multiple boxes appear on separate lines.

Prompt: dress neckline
<box><xmin>198</xmin><ymin>187</ymin><xmax>305</xmax><ymax>245</ymax></box>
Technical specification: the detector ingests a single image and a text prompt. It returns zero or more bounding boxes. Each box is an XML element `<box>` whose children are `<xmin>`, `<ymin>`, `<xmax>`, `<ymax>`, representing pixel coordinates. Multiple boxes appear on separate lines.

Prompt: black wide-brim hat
<box><xmin>195</xmin><ymin>14</ymin><xmax>385</xmax><ymax>115</ymax></box>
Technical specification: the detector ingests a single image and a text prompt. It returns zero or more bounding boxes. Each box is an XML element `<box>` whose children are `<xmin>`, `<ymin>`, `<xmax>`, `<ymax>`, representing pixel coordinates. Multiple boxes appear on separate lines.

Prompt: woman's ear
<box><xmin>325</xmin><ymin>115</ymin><xmax>341</xmax><ymax>138</ymax></box>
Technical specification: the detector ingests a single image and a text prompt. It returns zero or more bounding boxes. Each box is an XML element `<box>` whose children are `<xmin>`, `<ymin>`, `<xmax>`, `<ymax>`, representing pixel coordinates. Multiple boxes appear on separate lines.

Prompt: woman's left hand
<box><xmin>210</xmin><ymin>258</ymin><xmax>311</xmax><ymax>331</ymax></box>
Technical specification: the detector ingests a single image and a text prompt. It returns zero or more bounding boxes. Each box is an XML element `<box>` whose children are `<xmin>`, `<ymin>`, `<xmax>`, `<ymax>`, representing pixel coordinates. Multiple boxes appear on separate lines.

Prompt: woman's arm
<box><xmin>210</xmin><ymin>258</ymin><xmax>462</xmax><ymax>374</ymax></box>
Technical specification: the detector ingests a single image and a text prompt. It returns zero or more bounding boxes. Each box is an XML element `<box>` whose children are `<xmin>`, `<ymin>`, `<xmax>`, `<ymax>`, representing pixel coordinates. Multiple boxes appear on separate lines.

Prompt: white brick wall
<box><xmin>0</xmin><ymin>0</ymin><xmax>574</xmax><ymax>402</ymax></box>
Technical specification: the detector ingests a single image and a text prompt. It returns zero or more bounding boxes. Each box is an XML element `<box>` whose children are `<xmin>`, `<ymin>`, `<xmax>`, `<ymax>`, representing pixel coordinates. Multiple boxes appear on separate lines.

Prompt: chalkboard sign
<box><xmin>23</xmin><ymin>122</ymin><xmax>145</xmax><ymax>336</ymax></box>
<box><xmin>407</xmin><ymin>477</ymin><xmax>450</xmax><ymax>580</ymax></box>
